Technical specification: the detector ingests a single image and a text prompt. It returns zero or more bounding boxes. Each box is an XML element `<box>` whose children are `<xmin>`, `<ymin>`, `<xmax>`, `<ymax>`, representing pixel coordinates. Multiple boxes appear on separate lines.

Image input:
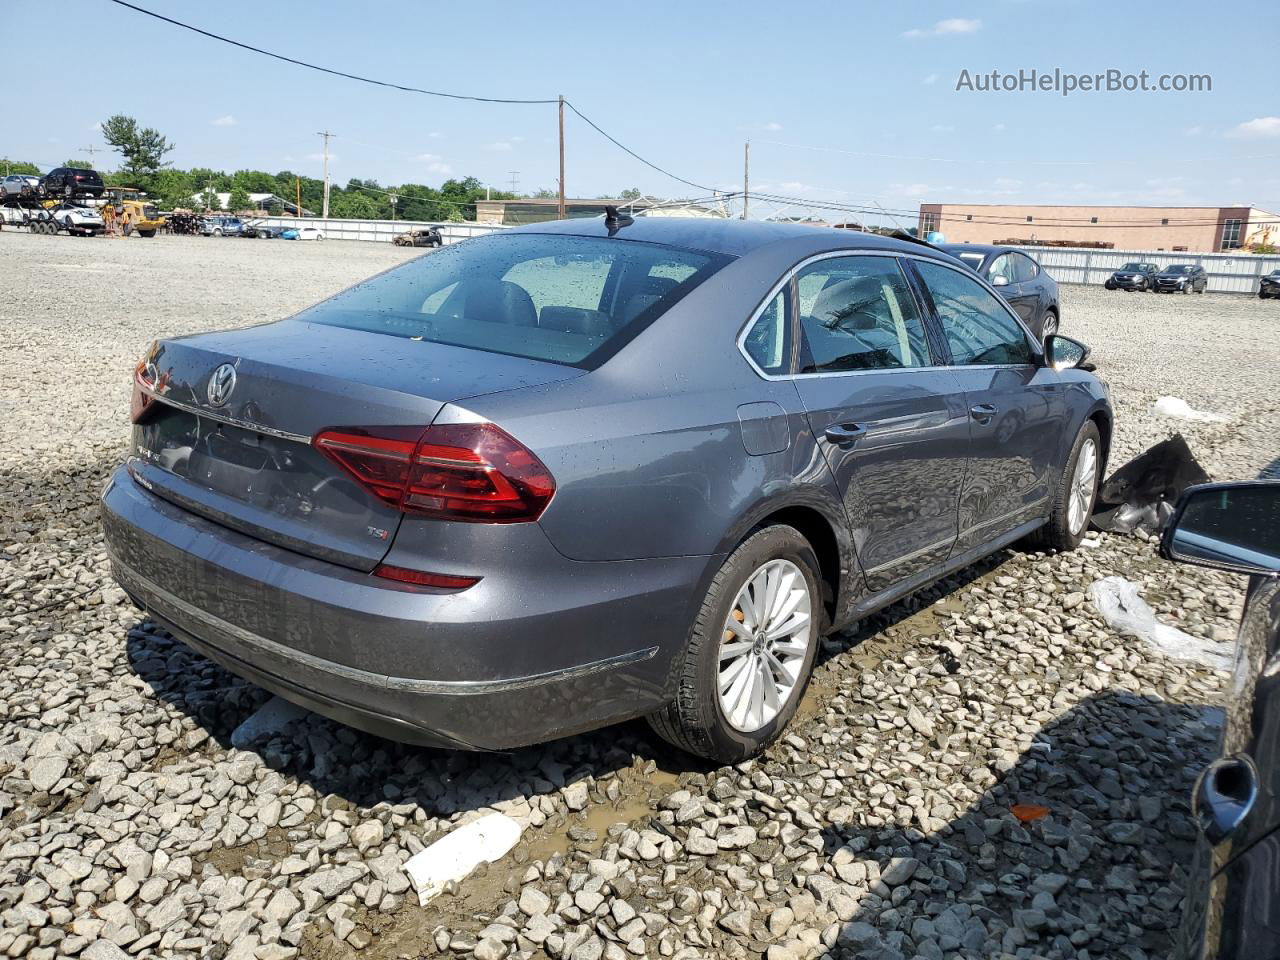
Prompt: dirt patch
<box><xmin>196</xmin><ymin>823</ymin><xmax>299</xmax><ymax>877</ymax></box>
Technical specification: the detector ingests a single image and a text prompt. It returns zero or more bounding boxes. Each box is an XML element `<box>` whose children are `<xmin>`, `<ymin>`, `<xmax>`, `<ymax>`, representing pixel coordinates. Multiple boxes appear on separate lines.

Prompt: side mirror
<box><xmin>1044</xmin><ymin>334</ymin><xmax>1090</xmax><ymax>371</ymax></box>
<box><xmin>1161</xmin><ymin>482</ymin><xmax>1280</xmax><ymax>575</ymax></box>
<box><xmin>990</xmin><ymin>274</ymin><xmax>1011</xmax><ymax>287</ymax></box>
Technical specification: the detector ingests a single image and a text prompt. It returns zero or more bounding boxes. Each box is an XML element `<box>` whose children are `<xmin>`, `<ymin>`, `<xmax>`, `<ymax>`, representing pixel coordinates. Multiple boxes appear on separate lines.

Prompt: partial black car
<box><xmin>1105</xmin><ymin>261</ymin><xmax>1160</xmax><ymax>291</ymax></box>
<box><xmin>1259</xmin><ymin>270</ymin><xmax>1280</xmax><ymax>299</ymax></box>
<box><xmin>39</xmin><ymin>167</ymin><xmax>105</xmax><ymax>199</ymax></box>
<box><xmin>1161</xmin><ymin>482</ymin><xmax>1280</xmax><ymax>958</ymax></box>
<box><xmin>1154</xmin><ymin>264</ymin><xmax>1208</xmax><ymax>294</ymax></box>
<box><xmin>938</xmin><ymin>244</ymin><xmax>1061</xmax><ymax>338</ymax></box>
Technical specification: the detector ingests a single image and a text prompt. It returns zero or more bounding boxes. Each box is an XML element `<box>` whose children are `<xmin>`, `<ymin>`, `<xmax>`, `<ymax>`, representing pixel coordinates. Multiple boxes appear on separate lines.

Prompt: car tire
<box><xmin>213</xmin><ymin>229</ymin><xmax>222</xmax><ymax>236</ymax></box>
<box><xmin>1182</xmin><ymin>284</ymin><xmax>1190</xmax><ymax>294</ymax></box>
<box><xmin>1040</xmin><ymin>310</ymin><xmax>1059</xmax><ymax>339</ymax></box>
<box><xmin>647</xmin><ymin>524</ymin><xmax>824</xmax><ymax>763</ymax></box>
<box><xmin>1030</xmin><ymin>419</ymin><xmax>1101</xmax><ymax>553</ymax></box>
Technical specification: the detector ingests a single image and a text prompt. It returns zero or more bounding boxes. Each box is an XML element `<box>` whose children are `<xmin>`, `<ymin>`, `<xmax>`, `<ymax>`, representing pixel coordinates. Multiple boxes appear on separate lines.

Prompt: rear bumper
<box><xmin>101</xmin><ymin>467</ymin><xmax>711</xmax><ymax>750</ymax></box>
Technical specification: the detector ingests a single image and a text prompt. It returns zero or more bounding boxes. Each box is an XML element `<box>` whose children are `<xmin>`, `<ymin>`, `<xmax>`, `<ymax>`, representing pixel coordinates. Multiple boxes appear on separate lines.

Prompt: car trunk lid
<box><xmin>132</xmin><ymin>320</ymin><xmax>584</xmax><ymax>570</ymax></box>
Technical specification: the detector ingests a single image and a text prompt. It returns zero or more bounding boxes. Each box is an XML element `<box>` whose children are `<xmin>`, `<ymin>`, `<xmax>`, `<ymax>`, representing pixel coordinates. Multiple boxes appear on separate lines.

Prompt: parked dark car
<box><xmin>1154</xmin><ymin>264</ymin><xmax>1208</xmax><ymax>294</ymax></box>
<box><xmin>241</xmin><ymin>222</ymin><xmax>277</xmax><ymax>239</ymax></box>
<box><xmin>1259</xmin><ymin>270</ymin><xmax>1280</xmax><ymax>299</ymax></box>
<box><xmin>101</xmin><ymin>217</ymin><xmax>1111</xmax><ymax>762</ymax></box>
<box><xmin>1105</xmin><ymin>261</ymin><xmax>1160</xmax><ymax>291</ymax></box>
<box><xmin>38</xmin><ymin>166</ymin><xmax>105</xmax><ymax>199</ymax></box>
<box><xmin>394</xmin><ymin>227</ymin><xmax>443</xmax><ymax>248</ymax></box>
<box><xmin>939</xmin><ymin>243</ymin><xmax>1061</xmax><ymax>338</ymax></box>
<box><xmin>1162</xmin><ymin>481</ymin><xmax>1280</xmax><ymax>959</ymax></box>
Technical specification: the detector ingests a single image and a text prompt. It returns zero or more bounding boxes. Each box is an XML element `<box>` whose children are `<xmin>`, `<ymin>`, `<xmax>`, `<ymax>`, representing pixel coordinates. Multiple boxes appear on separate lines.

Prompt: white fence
<box><xmin>1008</xmin><ymin>245</ymin><xmax>1280</xmax><ymax>295</ymax></box>
<box><xmin>252</xmin><ymin>216</ymin><xmax>506</xmax><ymax>245</ymax></box>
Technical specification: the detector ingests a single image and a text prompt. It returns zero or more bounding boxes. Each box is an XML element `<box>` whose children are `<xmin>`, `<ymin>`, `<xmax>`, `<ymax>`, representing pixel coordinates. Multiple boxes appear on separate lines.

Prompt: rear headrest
<box><xmin>462</xmin><ymin>278</ymin><xmax>537</xmax><ymax>327</ymax></box>
<box><xmin>811</xmin><ymin>276</ymin><xmax>884</xmax><ymax>329</ymax></box>
<box><xmin>539</xmin><ymin>306</ymin><xmax>612</xmax><ymax>338</ymax></box>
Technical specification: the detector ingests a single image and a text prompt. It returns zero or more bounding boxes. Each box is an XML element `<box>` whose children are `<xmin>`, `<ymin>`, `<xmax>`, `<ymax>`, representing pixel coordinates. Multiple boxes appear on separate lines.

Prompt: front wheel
<box><xmin>1030</xmin><ymin>420</ymin><xmax>1101</xmax><ymax>552</ymax></box>
<box><xmin>648</xmin><ymin>525</ymin><xmax>823</xmax><ymax>763</ymax></box>
<box><xmin>1040</xmin><ymin>311</ymin><xmax>1059</xmax><ymax>339</ymax></box>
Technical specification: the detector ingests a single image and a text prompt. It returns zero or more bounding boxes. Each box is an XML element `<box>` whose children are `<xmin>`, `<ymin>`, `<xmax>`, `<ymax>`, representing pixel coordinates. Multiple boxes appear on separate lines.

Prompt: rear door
<box><xmin>786</xmin><ymin>254</ymin><xmax>971</xmax><ymax>594</ymax></box>
<box><xmin>910</xmin><ymin>258</ymin><xmax>1066</xmax><ymax>555</ymax></box>
<box><xmin>988</xmin><ymin>253</ymin><xmax>1037</xmax><ymax>323</ymax></box>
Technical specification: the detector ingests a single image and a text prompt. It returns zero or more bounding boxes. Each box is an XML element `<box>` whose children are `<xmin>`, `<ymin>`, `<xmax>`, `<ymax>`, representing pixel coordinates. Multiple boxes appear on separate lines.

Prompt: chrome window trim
<box><xmin>736</xmin><ymin>249</ymin><xmax>1042</xmax><ymax>382</ymax></box>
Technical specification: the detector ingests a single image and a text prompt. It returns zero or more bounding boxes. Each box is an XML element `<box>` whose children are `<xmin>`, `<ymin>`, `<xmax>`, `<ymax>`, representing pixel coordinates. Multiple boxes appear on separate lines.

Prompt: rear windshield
<box><xmin>1165</xmin><ymin>264</ymin><xmax>1192</xmax><ymax>273</ymax></box>
<box><xmin>1120</xmin><ymin>262</ymin><xmax>1144</xmax><ymax>270</ymax></box>
<box><xmin>300</xmin><ymin>232</ymin><xmax>732</xmax><ymax>368</ymax></box>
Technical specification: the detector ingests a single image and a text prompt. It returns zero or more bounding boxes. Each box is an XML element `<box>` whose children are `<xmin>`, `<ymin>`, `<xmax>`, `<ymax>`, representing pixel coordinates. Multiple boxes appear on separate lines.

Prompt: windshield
<box><xmin>1165</xmin><ymin>265</ymin><xmax>1192</xmax><ymax>273</ymax></box>
<box><xmin>956</xmin><ymin>252</ymin><xmax>985</xmax><ymax>268</ymax></box>
<box><xmin>300</xmin><ymin>232</ymin><xmax>732</xmax><ymax>368</ymax></box>
<box><xmin>1120</xmin><ymin>262</ymin><xmax>1144</xmax><ymax>270</ymax></box>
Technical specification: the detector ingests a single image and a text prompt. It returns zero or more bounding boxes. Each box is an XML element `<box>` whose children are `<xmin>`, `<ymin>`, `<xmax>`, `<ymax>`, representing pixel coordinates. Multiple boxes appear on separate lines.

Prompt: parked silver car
<box><xmin>0</xmin><ymin>174</ymin><xmax>40</xmax><ymax>200</ymax></box>
<box><xmin>102</xmin><ymin>216</ymin><xmax>1112</xmax><ymax>761</ymax></box>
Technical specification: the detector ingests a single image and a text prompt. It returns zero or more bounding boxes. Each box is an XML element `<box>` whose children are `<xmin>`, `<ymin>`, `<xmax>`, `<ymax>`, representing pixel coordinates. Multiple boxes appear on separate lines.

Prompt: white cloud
<box><xmin>993</xmin><ymin>122</ymin><xmax>1006</xmax><ymax>132</ymax></box>
<box><xmin>1184</xmin><ymin>125</ymin><xmax>1202</xmax><ymax>136</ymax></box>
<box><xmin>1227</xmin><ymin>117</ymin><xmax>1280</xmax><ymax>139</ymax></box>
<box><xmin>903</xmin><ymin>18</ymin><xmax>981</xmax><ymax>38</ymax></box>
<box><xmin>304</xmin><ymin>152</ymin><xmax>338</xmax><ymax>163</ymax></box>
<box><xmin>486</xmin><ymin>141</ymin><xmax>515</xmax><ymax>152</ymax></box>
<box><xmin>778</xmin><ymin>181</ymin><xmax>813</xmax><ymax>193</ymax></box>
<box><xmin>211</xmin><ymin>115</ymin><xmax>237</xmax><ymax>127</ymax></box>
<box><xmin>415</xmin><ymin>153</ymin><xmax>452</xmax><ymax>175</ymax></box>
<box><xmin>922</xmin><ymin>74</ymin><xmax>939</xmax><ymax>85</ymax></box>
<box><xmin>930</xmin><ymin>124</ymin><xmax>955</xmax><ymax>133</ymax></box>
<box><xmin>86</xmin><ymin>122</ymin><xmax>101</xmax><ymax>132</ymax></box>
<box><xmin>765</xmin><ymin>121</ymin><xmax>783</xmax><ymax>131</ymax></box>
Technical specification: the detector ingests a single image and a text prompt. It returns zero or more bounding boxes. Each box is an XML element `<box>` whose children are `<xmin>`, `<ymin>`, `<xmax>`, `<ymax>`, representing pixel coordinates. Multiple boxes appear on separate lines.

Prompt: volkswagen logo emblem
<box><xmin>206</xmin><ymin>363</ymin><xmax>238</xmax><ymax>407</ymax></box>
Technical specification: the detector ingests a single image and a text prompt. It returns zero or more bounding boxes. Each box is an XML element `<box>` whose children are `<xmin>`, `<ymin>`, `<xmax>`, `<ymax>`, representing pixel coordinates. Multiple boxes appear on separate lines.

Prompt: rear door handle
<box><xmin>969</xmin><ymin>403</ymin><xmax>998</xmax><ymax>423</ymax></box>
<box><xmin>824</xmin><ymin>423</ymin><xmax>867</xmax><ymax>445</ymax></box>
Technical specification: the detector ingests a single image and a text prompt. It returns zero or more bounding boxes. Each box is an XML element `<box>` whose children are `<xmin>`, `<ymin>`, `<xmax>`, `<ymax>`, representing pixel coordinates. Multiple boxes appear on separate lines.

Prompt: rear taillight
<box><xmin>314</xmin><ymin>422</ymin><xmax>555</xmax><ymax>523</ymax></box>
<box><xmin>131</xmin><ymin>358</ymin><xmax>156</xmax><ymax>423</ymax></box>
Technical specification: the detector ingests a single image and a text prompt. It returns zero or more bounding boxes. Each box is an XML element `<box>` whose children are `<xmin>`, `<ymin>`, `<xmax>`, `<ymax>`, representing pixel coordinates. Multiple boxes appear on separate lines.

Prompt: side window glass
<box><xmin>987</xmin><ymin>253</ymin><xmax>1016</xmax><ymax>285</ymax></box>
<box><xmin>743</xmin><ymin>289</ymin><xmax>790</xmax><ymax>375</ymax></box>
<box><xmin>795</xmin><ymin>256</ymin><xmax>931</xmax><ymax>372</ymax></box>
<box><xmin>915</xmin><ymin>260</ymin><xmax>1034</xmax><ymax>366</ymax></box>
<box><xmin>1014</xmin><ymin>254</ymin><xmax>1039</xmax><ymax>283</ymax></box>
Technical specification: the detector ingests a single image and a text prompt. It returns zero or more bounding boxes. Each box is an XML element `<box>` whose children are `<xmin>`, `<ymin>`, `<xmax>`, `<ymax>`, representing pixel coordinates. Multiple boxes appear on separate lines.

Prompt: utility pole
<box><xmin>508</xmin><ymin>171</ymin><xmax>520</xmax><ymax>194</ymax></box>
<box><xmin>557</xmin><ymin>95</ymin><xmax>566</xmax><ymax>219</ymax></box>
<box><xmin>742</xmin><ymin>140</ymin><xmax>750</xmax><ymax>221</ymax></box>
<box><xmin>389</xmin><ymin>194</ymin><xmax>397</xmax><ymax>221</ymax></box>
<box><xmin>295</xmin><ymin>176</ymin><xmax>302</xmax><ymax>219</ymax></box>
<box><xmin>316</xmin><ymin>130</ymin><xmax>334</xmax><ymax>219</ymax></box>
<box><xmin>79</xmin><ymin>145</ymin><xmax>105</xmax><ymax>167</ymax></box>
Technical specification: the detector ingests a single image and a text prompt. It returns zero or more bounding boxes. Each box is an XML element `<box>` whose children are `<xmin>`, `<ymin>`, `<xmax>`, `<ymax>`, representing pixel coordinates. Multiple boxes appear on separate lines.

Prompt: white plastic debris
<box><xmin>1089</xmin><ymin>575</ymin><xmax>1232</xmax><ymax>671</ymax></box>
<box><xmin>229</xmin><ymin>696</ymin><xmax>309</xmax><ymax>749</ymax></box>
<box><xmin>1152</xmin><ymin>395</ymin><xmax>1229</xmax><ymax>423</ymax></box>
<box><xmin>403</xmin><ymin>813</ymin><xmax>523</xmax><ymax>905</ymax></box>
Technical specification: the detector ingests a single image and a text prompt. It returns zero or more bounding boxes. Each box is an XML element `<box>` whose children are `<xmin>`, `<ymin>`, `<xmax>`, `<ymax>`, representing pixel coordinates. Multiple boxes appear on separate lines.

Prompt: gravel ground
<box><xmin>1</xmin><ymin>231</ymin><xmax>1278</xmax><ymax>960</ymax></box>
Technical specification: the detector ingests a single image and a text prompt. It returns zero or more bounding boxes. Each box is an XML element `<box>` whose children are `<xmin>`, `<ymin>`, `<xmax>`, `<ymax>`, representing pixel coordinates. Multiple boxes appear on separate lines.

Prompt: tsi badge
<box><xmin>207</xmin><ymin>362</ymin><xmax>237</xmax><ymax>407</ymax></box>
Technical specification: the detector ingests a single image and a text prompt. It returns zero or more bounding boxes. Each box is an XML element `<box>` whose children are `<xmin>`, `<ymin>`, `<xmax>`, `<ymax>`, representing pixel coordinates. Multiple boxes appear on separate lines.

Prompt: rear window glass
<box><xmin>300</xmin><ymin>233</ymin><xmax>731</xmax><ymax>368</ymax></box>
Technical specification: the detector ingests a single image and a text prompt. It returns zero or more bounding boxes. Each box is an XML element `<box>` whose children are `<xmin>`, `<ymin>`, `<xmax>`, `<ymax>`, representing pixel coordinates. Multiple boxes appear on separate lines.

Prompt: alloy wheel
<box><xmin>717</xmin><ymin>559</ymin><xmax>813</xmax><ymax>732</ymax></box>
<box><xmin>1068</xmin><ymin>437</ymin><xmax>1098</xmax><ymax>535</ymax></box>
<box><xmin>1042</xmin><ymin>313</ymin><xmax>1058</xmax><ymax>338</ymax></box>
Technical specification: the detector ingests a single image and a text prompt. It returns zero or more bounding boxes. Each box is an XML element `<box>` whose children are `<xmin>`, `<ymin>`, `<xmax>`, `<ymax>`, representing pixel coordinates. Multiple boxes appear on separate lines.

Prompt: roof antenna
<box><xmin>604</xmin><ymin>204</ymin><xmax>634</xmax><ymax>235</ymax></box>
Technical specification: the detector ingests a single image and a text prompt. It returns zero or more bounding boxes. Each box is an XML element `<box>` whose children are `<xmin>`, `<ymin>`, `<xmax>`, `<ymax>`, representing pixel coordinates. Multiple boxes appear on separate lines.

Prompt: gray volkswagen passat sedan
<box><xmin>101</xmin><ymin>217</ymin><xmax>1112</xmax><ymax>763</ymax></box>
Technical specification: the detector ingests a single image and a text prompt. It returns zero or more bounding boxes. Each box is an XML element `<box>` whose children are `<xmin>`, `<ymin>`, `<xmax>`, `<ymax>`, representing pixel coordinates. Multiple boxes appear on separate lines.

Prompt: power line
<box><xmin>561</xmin><ymin>100</ymin><xmax>716</xmax><ymax>193</ymax></box>
<box><xmin>104</xmin><ymin>0</ymin><xmax>559</xmax><ymax>104</ymax></box>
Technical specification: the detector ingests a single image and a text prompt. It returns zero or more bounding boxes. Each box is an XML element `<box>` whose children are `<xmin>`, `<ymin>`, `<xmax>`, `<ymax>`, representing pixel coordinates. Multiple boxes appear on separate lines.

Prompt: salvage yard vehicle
<box><xmin>101</xmin><ymin>216</ymin><xmax>1112</xmax><ymax>763</ymax></box>
<box><xmin>1162</xmin><ymin>481</ymin><xmax>1280</xmax><ymax>958</ymax></box>
<box><xmin>1153</xmin><ymin>264</ymin><xmax>1208</xmax><ymax>294</ymax></box>
<box><xmin>38</xmin><ymin>166</ymin><xmax>105</xmax><ymax>199</ymax></box>
<box><xmin>282</xmin><ymin>225</ymin><xmax>324</xmax><ymax>240</ymax></box>
<box><xmin>0</xmin><ymin>174</ymin><xmax>40</xmax><ymax>199</ymax></box>
<box><xmin>1259</xmin><ymin>270</ymin><xmax>1280</xmax><ymax>299</ymax></box>
<box><xmin>103</xmin><ymin>187</ymin><xmax>165</xmax><ymax>238</ymax></box>
<box><xmin>394</xmin><ymin>227</ymin><xmax>443</xmax><ymax>248</ymax></box>
<box><xmin>938</xmin><ymin>243</ymin><xmax>1061</xmax><ymax>339</ymax></box>
<box><xmin>201</xmin><ymin>216</ymin><xmax>245</xmax><ymax>237</ymax></box>
<box><xmin>1105</xmin><ymin>261</ymin><xmax>1160</xmax><ymax>291</ymax></box>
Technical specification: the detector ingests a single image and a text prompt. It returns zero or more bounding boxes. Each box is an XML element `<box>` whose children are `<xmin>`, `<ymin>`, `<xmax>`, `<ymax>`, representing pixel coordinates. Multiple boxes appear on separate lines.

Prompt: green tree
<box><xmin>148</xmin><ymin>169</ymin><xmax>196</xmax><ymax>210</ymax></box>
<box><xmin>227</xmin><ymin>185</ymin><xmax>252</xmax><ymax>212</ymax></box>
<box><xmin>101</xmin><ymin>114</ymin><xmax>174</xmax><ymax>184</ymax></box>
<box><xmin>620</xmin><ymin>187</ymin><xmax>642</xmax><ymax>200</ymax></box>
<box><xmin>63</xmin><ymin>158</ymin><xmax>95</xmax><ymax>170</ymax></box>
<box><xmin>2</xmin><ymin>160</ymin><xmax>41</xmax><ymax>176</ymax></box>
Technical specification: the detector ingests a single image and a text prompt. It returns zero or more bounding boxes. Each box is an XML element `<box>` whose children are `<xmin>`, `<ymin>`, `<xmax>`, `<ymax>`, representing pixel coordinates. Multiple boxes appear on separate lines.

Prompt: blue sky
<box><xmin>5</xmin><ymin>0</ymin><xmax>1280</xmax><ymax>221</ymax></box>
